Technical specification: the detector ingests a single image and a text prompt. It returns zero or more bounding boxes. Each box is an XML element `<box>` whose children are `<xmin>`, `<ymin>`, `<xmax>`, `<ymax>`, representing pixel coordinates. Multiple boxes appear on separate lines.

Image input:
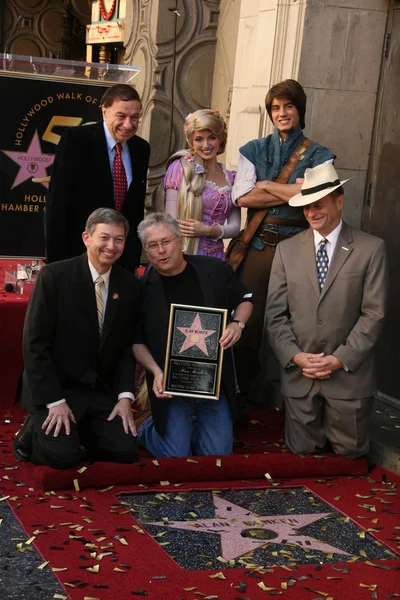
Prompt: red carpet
<box><xmin>6</xmin><ymin>410</ymin><xmax>368</xmax><ymax>490</ymax></box>
<box><xmin>36</xmin><ymin>452</ymin><xmax>368</xmax><ymax>491</ymax></box>
<box><xmin>1</xmin><ymin>413</ymin><xmax>399</xmax><ymax>599</ymax></box>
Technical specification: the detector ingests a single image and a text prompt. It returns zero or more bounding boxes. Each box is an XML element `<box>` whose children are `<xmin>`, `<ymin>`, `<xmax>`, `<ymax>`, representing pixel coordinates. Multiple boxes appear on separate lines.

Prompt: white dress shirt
<box><xmin>103</xmin><ymin>122</ymin><xmax>133</xmax><ymax>188</ymax></box>
<box><xmin>313</xmin><ymin>220</ymin><xmax>348</xmax><ymax>371</ymax></box>
<box><xmin>88</xmin><ymin>261</ymin><xmax>110</xmax><ymax>328</ymax></box>
<box><xmin>47</xmin><ymin>260</ymin><xmax>134</xmax><ymax>408</ymax></box>
<box><xmin>313</xmin><ymin>219</ymin><xmax>343</xmax><ymax>263</ymax></box>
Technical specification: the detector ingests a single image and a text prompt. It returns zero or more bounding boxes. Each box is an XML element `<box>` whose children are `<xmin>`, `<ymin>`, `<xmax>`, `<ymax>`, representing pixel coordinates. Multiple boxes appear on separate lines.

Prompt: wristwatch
<box><xmin>232</xmin><ymin>319</ymin><xmax>245</xmax><ymax>330</ymax></box>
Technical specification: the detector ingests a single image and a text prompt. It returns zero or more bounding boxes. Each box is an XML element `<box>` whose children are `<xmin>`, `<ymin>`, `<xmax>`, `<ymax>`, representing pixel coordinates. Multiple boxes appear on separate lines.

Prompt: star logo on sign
<box><xmin>177</xmin><ymin>313</ymin><xmax>216</xmax><ymax>356</ymax></box>
<box><xmin>2</xmin><ymin>130</ymin><xmax>55</xmax><ymax>189</ymax></box>
<box><xmin>148</xmin><ymin>494</ymin><xmax>350</xmax><ymax>561</ymax></box>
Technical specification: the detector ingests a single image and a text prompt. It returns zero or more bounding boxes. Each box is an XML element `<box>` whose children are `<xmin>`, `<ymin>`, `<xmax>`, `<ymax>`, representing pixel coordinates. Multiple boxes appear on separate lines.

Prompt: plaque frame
<box><xmin>163</xmin><ymin>303</ymin><xmax>228</xmax><ymax>400</ymax></box>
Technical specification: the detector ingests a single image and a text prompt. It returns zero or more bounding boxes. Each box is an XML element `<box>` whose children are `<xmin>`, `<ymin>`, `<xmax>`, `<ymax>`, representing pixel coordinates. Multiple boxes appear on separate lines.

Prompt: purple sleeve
<box><xmin>163</xmin><ymin>159</ymin><xmax>184</xmax><ymax>191</ymax></box>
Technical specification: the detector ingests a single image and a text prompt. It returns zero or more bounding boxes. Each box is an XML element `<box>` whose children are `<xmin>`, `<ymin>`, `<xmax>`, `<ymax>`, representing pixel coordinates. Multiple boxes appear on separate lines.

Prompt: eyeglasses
<box><xmin>145</xmin><ymin>236</ymin><xmax>178</xmax><ymax>252</ymax></box>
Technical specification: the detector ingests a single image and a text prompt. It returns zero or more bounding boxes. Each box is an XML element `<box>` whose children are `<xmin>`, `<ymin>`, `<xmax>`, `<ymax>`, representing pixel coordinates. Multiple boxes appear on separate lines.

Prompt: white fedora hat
<box><xmin>289</xmin><ymin>163</ymin><xmax>351</xmax><ymax>207</ymax></box>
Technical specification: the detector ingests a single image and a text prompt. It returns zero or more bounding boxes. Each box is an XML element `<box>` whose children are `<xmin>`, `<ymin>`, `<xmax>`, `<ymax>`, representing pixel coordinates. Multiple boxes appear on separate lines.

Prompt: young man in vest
<box><xmin>232</xmin><ymin>79</ymin><xmax>335</xmax><ymax>405</ymax></box>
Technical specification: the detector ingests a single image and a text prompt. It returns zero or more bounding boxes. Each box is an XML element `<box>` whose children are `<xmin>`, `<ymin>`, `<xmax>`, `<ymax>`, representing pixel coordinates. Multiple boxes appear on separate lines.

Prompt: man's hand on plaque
<box><xmin>153</xmin><ymin>370</ymin><xmax>173</xmax><ymax>399</ymax></box>
<box><xmin>220</xmin><ymin>322</ymin><xmax>243</xmax><ymax>349</ymax></box>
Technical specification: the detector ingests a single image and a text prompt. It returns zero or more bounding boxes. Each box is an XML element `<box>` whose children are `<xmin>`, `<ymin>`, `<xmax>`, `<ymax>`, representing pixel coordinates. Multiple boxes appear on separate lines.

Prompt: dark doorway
<box><xmin>363</xmin><ymin>0</ymin><xmax>400</xmax><ymax>405</ymax></box>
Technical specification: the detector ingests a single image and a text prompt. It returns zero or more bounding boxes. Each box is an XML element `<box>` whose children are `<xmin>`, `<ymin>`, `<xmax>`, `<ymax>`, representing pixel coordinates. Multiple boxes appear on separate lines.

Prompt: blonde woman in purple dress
<box><xmin>164</xmin><ymin>110</ymin><xmax>240</xmax><ymax>260</ymax></box>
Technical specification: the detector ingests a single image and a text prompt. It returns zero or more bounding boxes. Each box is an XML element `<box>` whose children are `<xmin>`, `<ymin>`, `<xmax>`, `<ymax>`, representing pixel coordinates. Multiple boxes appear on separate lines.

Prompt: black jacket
<box><xmin>45</xmin><ymin>121</ymin><xmax>150</xmax><ymax>272</ymax></box>
<box><xmin>21</xmin><ymin>254</ymin><xmax>141</xmax><ymax>418</ymax></box>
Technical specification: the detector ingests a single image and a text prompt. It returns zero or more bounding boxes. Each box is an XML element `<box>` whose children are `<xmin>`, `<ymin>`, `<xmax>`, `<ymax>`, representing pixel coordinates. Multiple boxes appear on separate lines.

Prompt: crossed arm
<box><xmin>232</xmin><ymin>154</ymin><xmax>302</xmax><ymax>209</ymax></box>
<box><xmin>237</xmin><ymin>181</ymin><xmax>302</xmax><ymax>209</ymax></box>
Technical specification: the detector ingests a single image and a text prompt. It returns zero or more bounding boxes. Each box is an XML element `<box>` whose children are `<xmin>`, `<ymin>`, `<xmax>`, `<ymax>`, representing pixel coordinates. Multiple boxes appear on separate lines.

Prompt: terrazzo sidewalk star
<box><xmin>146</xmin><ymin>494</ymin><xmax>349</xmax><ymax>560</ymax></box>
<box><xmin>125</xmin><ymin>487</ymin><xmax>395</xmax><ymax>572</ymax></box>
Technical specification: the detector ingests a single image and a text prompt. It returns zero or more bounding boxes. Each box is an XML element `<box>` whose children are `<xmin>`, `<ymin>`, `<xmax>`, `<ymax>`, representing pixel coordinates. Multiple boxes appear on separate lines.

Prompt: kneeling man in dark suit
<box><xmin>14</xmin><ymin>208</ymin><xmax>142</xmax><ymax>468</ymax></box>
<box><xmin>132</xmin><ymin>213</ymin><xmax>253</xmax><ymax>458</ymax></box>
<box><xmin>266</xmin><ymin>164</ymin><xmax>389</xmax><ymax>459</ymax></box>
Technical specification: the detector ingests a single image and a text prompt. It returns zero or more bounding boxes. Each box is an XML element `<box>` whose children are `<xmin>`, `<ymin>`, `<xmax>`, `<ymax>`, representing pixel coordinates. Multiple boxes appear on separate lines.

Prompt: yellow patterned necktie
<box><xmin>316</xmin><ymin>238</ymin><xmax>329</xmax><ymax>292</ymax></box>
<box><xmin>94</xmin><ymin>276</ymin><xmax>104</xmax><ymax>333</ymax></box>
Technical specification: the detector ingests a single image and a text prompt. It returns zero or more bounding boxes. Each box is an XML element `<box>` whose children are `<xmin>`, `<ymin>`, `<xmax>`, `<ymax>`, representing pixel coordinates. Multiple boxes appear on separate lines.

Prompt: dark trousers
<box><xmin>233</xmin><ymin>244</ymin><xmax>275</xmax><ymax>398</ymax></box>
<box><xmin>30</xmin><ymin>387</ymin><xmax>138</xmax><ymax>469</ymax></box>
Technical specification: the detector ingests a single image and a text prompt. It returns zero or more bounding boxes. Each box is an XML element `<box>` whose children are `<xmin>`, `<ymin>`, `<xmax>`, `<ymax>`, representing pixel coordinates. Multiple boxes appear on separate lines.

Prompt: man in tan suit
<box><xmin>266</xmin><ymin>164</ymin><xmax>388</xmax><ymax>459</ymax></box>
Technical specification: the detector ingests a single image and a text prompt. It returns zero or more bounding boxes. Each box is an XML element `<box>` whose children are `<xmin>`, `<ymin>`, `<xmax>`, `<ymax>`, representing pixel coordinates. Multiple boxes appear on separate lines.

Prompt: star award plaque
<box><xmin>163</xmin><ymin>304</ymin><xmax>228</xmax><ymax>400</ymax></box>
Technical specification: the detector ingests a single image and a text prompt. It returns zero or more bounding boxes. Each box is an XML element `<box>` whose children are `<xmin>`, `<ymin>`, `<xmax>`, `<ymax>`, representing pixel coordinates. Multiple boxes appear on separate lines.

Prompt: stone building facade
<box><xmin>212</xmin><ymin>0</ymin><xmax>390</xmax><ymax>229</ymax></box>
<box><xmin>2</xmin><ymin>0</ymin><xmax>398</xmax><ymax>403</ymax></box>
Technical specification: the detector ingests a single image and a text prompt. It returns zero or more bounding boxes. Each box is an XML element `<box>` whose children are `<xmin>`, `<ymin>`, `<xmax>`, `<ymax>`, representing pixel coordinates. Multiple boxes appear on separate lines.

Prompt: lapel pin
<box><xmin>341</xmin><ymin>247</ymin><xmax>349</xmax><ymax>251</ymax></box>
<box><xmin>113</xmin><ymin>293</ymin><xmax>119</xmax><ymax>300</ymax></box>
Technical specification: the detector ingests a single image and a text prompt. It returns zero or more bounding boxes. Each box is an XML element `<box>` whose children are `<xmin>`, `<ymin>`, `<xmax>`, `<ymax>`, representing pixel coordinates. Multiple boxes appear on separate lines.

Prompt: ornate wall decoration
<box><xmin>1</xmin><ymin>0</ymin><xmax>90</xmax><ymax>59</ymax></box>
<box><xmin>124</xmin><ymin>0</ymin><xmax>221</xmax><ymax>212</ymax></box>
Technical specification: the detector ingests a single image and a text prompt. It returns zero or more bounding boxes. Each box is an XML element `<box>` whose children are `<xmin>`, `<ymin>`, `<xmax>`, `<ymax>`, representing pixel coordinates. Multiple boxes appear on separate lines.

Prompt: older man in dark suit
<box><xmin>266</xmin><ymin>164</ymin><xmax>389</xmax><ymax>458</ymax></box>
<box><xmin>45</xmin><ymin>84</ymin><xmax>150</xmax><ymax>272</ymax></box>
<box><xmin>133</xmin><ymin>213</ymin><xmax>253</xmax><ymax>458</ymax></box>
<box><xmin>14</xmin><ymin>208</ymin><xmax>142</xmax><ymax>468</ymax></box>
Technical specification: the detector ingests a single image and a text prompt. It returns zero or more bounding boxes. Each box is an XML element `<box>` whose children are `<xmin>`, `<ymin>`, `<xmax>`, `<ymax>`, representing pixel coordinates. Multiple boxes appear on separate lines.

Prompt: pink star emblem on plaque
<box><xmin>2</xmin><ymin>130</ymin><xmax>55</xmax><ymax>189</ymax></box>
<box><xmin>177</xmin><ymin>313</ymin><xmax>216</xmax><ymax>356</ymax></box>
<box><xmin>148</xmin><ymin>494</ymin><xmax>350</xmax><ymax>561</ymax></box>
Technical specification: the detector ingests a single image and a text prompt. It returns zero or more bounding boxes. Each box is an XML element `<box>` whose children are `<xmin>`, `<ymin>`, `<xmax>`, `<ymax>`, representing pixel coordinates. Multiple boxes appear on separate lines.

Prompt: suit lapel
<box><xmin>94</xmin><ymin>122</ymin><xmax>114</xmax><ymax>207</ymax></box>
<box><xmin>76</xmin><ymin>254</ymin><xmax>99</xmax><ymax>338</ymax></box>
<box><xmin>319</xmin><ymin>222</ymin><xmax>353</xmax><ymax>301</ymax></box>
<box><xmin>300</xmin><ymin>229</ymin><xmax>320</xmax><ymax>298</ymax></box>
<box><xmin>127</xmin><ymin>136</ymin><xmax>140</xmax><ymax>193</ymax></box>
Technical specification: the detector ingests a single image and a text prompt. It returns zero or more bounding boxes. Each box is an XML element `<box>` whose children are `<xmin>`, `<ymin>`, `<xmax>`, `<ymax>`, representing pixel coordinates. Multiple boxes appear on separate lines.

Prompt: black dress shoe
<box><xmin>13</xmin><ymin>415</ymin><xmax>33</xmax><ymax>462</ymax></box>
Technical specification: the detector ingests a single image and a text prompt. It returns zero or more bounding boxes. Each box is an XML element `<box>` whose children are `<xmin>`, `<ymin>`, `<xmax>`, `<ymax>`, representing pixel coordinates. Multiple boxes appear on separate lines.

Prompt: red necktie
<box><xmin>113</xmin><ymin>142</ymin><xmax>127</xmax><ymax>211</ymax></box>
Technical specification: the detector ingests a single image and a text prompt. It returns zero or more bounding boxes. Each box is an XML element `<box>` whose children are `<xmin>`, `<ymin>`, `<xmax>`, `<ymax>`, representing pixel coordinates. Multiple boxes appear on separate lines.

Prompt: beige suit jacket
<box><xmin>266</xmin><ymin>221</ymin><xmax>389</xmax><ymax>399</ymax></box>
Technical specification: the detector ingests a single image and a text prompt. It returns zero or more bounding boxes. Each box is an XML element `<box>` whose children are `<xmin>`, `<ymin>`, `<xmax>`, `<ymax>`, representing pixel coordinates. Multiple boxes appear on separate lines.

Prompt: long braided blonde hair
<box><xmin>166</xmin><ymin>109</ymin><xmax>228</xmax><ymax>255</ymax></box>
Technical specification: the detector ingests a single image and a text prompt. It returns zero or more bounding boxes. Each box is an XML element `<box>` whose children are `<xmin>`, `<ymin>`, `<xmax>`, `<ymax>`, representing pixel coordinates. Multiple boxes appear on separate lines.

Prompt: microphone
<box><xmin>4</xmin><ymin>15</ymin><xmax>23</xmax><ymax>54</ymax></box>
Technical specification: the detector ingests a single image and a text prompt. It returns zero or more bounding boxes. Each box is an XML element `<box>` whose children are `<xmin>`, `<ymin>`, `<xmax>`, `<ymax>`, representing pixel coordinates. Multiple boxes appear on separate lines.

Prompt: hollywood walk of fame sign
<box><xmin>122</xmin><ymin>488</ymin><xmax>393</xmax><ymax>571</ymax></box>
<box><xmin>163</xmin><ymin>304</ymin><xmax>227</xmax><ymax>399</ymax></box>
<box><xmin>0</xmin><ymin>69</ymin><xmax>108</xmax><ymax>257</ymax></box>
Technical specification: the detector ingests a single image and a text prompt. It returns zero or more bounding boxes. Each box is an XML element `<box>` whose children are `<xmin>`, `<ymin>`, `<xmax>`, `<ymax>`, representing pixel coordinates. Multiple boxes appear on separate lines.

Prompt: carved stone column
<box><xmin>124</xmin><ymin>0</ymin><xmax>220</xmax><ymax>211</ymax></box>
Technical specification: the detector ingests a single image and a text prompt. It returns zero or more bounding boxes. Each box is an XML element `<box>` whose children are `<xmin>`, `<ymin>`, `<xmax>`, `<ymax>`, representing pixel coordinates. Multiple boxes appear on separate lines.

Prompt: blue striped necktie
<box><xmin>316</xmin><ymin>238</ymin><xmax>329</xmax><ymax>292</ymax></box>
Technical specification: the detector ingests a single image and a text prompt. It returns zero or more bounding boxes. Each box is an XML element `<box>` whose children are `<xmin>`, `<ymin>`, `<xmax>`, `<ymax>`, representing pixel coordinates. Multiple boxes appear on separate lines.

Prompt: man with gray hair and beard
<box><xmin>133</xmin><ymin>213</ymin><xmax>253</xmax><ymax>457</ymax></box>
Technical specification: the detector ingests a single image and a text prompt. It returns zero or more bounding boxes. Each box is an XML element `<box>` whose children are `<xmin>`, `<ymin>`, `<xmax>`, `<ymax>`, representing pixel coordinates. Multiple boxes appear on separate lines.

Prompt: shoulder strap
<box><xmin>239</xmin><ymin>137</ymin><xmax>314</xmax><ymax>246</ymax></box>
